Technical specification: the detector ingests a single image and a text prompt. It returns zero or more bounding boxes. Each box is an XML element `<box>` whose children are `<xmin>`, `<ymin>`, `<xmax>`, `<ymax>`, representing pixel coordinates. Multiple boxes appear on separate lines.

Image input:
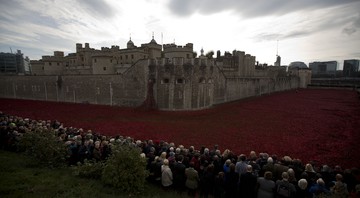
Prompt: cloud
<box><xmin>253</xmin><ymin>33</ymin><xmax>282</xmax><ymax>42</ymax></box>
<box><xmin>283</xmin><ymin>31</ymin><xmax>311</xmax><ymax>39</ymax></box>
<box><xmin>252</xmin><ymin>30</ymin><xmax>311</xmax><ymax>42</ymax></box>
<box><xmin>349</xmin><ymin>52</ymin><xmax>360</xmax><ymax>57</ymax></box>
<box><xmin>251</xmin><ymin>3</ymin><xmax>359</xmax><ymax>43</ymax></box>
<box><xmin>0</xmin><ymin>0</ymin><xmax>59</xmax><ymax>28</ymax></box>
<box><xmin>167</xmin><ymin>0</ymin><xmax>356</xmax><ymax>18</ymax></box>
<box><xmin>77</xmin><ymin>0</ymin><xmax>117</xmax><ymax>18</ymax></box>
<box><xmin>167</xmin><ymin>0</ymin><xmax>199</xmax><ymax>17</ymax></box>
<box><xmin>342</xmin><ymin>27</ymin><xmax>357</xmax><ymax>35</ymax></box>
<box><xmin>342</xmin><ymin>12</ymin><xmax>360</xmax><ymax>35</ymax></box>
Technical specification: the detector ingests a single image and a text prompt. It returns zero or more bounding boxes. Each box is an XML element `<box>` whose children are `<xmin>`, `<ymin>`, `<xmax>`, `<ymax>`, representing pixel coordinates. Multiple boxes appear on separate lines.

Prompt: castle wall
<box><xmin>0</xmin><ymin>61</ymin><xmax>148</xmax><ymax>107</ymax></box>
<box><xmin>222</xmin><ymin>76</ymin><xmax>299</xmax><ymax>102</ymax></box>
<box><xmin>1</xmin><ymin>58</ymin><xmax>302</xmax><ymax>110</ymax></box>
<box><xmin>298</xmin><ymin>69</ymin><xmax>312</xmax><ymax>88</ymax></box>
<box><xmin>92</xmin><ymin>56</ymin><xmax>115</xmax><ymax>74</ymax></box>
<box><xmin>163</xmin><ymin>43</ymin><xmax>194</xmax><ymax>59</ymax></box>
<box><xmin>30</xmin><ymin>60</ymin><xmax>46</xmax><ymax>75</ymax></box>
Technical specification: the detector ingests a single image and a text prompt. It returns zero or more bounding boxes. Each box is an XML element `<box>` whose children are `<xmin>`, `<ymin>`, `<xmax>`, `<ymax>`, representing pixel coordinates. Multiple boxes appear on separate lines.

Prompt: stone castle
<box><xmin>0</xmin><ymin>37</ymin><xmax>311</xmax><ymax>110</ymax></box>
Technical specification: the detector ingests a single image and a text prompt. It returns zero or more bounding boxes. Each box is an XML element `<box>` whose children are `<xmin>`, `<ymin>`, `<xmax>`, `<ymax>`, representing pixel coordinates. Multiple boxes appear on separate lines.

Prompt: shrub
<box><xmin>73</xmin><ymin>160</ymin><xmax>104</xmax><ymax>179</ymax></box>
<box><xmin>101</xmin><ymin>144</ymin><xmax>149</xmax><ymax>193</ymax></box>
<box><xmin>17</xmin><ymin>128</ymin><xmax>67</xmax><ymax>168</ymax></box>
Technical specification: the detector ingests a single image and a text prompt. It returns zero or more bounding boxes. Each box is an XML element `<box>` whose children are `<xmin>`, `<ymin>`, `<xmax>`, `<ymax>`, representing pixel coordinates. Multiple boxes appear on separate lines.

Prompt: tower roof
<box><xmin>127</xmin><ymin>37</ymin><xmax>135</xmax><ymax>48</ymax></box>
<box><xmin>149</xmin><ymin>33</ymin><xmax>157</xmax><ymax>44</ymax></box>
<box><xmin>127</xmin><ymin>37</ymin><xmax>134</xmax><ymax>45</ymax></box>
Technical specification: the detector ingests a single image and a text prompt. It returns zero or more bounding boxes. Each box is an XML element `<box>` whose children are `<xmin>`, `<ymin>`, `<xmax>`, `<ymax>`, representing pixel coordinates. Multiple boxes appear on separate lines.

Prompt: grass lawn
<box><xmin>0</xmin><ymin>150</ymin><xmax>183</xmax><ymax>198</ymax></box>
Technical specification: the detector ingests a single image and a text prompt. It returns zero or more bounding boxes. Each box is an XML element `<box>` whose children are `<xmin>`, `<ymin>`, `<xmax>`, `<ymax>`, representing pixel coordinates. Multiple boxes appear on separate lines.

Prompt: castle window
<box><xmin>161</xmin><ymin>78</ymin><xmax>170</xmax><ymax>84</ymax></box>
<box><xmin>94</xmin><ymin>59</ymin><xmax>97</xmax><ymax>63</ymax></box>
<box><xmin>110</xmin><ymin>59</ymin><xmax>113</xmax><ymax>63</ymax></box>
<box><xmin>125</xmin><ymin>55</ymin><xmax>128</xmax><ymax>59</ymax></box>
<box><xmin>176</xmin><ymin>78</ymin><xmax>185</xmax><ymax>84</ymax></box>
<box><xmin>103</xmin><ymin>67</ymin><xmax>107</xmax><ymax>71</ymax></box>
<box><xmin>120</xmin><ymin>56</ymin><xmax>122</xmax><ymax>60</ymax></box>
<box><xmin>57</xmin><ymin>62</ymin><xmax>59</xmax><ymax>66</ymax></box>
<box><xmin>131</xmin><ymin>54</ymin><xmax>134</xmax><ymax>59</ymax></box>
<box><xmin>187</xmin><ymin>54</ymin><xmax>190</xmax><ymax>58</ymax></box>
<box><xmin>49</xmin><ymin>62</ymin><xmax>52</xmax><ymax>66</ymax></box>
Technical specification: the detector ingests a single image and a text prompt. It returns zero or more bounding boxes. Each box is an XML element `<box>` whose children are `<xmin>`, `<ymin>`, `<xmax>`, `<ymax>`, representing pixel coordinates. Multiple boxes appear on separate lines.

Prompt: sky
<box><xmin>1</xmin><ymin>0</ymin><xmax>360</xmax><ymax>69</ymax></box>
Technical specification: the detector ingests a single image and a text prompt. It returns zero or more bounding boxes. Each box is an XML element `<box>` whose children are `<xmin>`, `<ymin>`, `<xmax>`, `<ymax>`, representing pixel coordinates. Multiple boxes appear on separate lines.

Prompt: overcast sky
<box><xmin>1</xmin><ymin>0</ymin><xmax>359</xmax><ymax>69</ymax></box>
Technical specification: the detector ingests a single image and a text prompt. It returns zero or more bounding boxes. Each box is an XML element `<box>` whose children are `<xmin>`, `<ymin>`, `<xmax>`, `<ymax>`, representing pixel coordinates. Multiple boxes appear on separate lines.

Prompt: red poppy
<box><xmin>1</xmin><ymin>89</ymin><xmax>359</xmax><ymax>168</ymax></box>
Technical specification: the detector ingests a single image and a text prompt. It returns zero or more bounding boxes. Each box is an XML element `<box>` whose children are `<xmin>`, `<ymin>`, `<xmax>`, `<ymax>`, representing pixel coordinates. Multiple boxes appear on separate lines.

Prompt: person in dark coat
<box><xmin>225</xmin><ymin>163</ymin><xmax>239</xmax><ymax>198</ymax></box>
<box><xmin>295</xmin><ymin>178</ymin><xmax>310</xmax><ymax>198</ymax></box>
<box><xmin>200</xmin><ymin>164</ymin><xmax>215</xmax><ymax>198</ymax></box>
<box><xmin>214</xmin><ymin>171</ymin><xmax>226</xmax><ymax>198</ymax></box>
<box><xmin>275</xmin><ymin>172</ymin><xmax>297</xmax><ymax>198</ymax></box>
<box><xmin>257</xmin><ymin>171</ymin><xmax>275</xmax><ymax>198</ymax></box>
<box><xmin>172</xmin><ymin>155</ymin><xmax>186</xmax><ymax>194</ymax></box>
<box><xmin>239</xmin><ymin>165</ymin><xmax>258</xmax><ymax>198</ymax></box>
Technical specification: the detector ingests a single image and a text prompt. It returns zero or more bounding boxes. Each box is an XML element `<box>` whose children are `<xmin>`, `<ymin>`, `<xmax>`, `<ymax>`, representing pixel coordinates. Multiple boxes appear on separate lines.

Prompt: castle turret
<box><xmin>127</xmin><ymin>37</ymin><xmax>135</xmax><ymax>49</ymax></box>
<box><xmin>163</xmin><ymin>43</ymin><xmax>194</xmax><ymax>59</ymax></box>
<box><xmin>76</xmin><ymin>43</ymin><xmax>82</xmax><ymax>52</ymax></box>
<box><xmin>217</xmin><ymin>50</ymin><xmax>221</xmax><ymax>58</ymax></box>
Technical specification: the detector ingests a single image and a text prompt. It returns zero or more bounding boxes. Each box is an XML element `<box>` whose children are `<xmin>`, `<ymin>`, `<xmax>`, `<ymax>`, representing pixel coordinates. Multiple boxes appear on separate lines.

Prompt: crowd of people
<box><xmin>1</xmin><ymin>111</ymin><xmax>359</xmax><ymax>198</ymax></box>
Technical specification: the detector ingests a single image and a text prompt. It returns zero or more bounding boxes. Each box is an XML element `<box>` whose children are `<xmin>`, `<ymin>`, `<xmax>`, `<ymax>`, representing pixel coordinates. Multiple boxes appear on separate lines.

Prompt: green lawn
<box><xmin>0</xmin><ymin>150</ymin><xmax>183</xmax><ymax>198</ymax></box>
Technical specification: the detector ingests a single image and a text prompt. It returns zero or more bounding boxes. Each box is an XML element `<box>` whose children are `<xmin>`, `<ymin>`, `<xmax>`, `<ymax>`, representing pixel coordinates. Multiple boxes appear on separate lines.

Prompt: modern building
<box><xmin>309</xmin><ymin>61</ymin><xmax>337</xmax><ymax>77</ymax></box>
<box><xmin>343</xmin><ymin>59</ymin><xmax>360</xmax><ymax>77</ymax></box>
<box><xmin>288</xmin><ymin>61</ymin><xmax>308</xmax><ymax>69</ymax></box>
<box><xmin>0</xmin><ymin>50</ymin><xmax>31</xmax><ymax>75</ymax></box>
<box><xmin>274</xmin><ymin>55</ymin><xmax>281</xmax><ymax>66</ymax></box>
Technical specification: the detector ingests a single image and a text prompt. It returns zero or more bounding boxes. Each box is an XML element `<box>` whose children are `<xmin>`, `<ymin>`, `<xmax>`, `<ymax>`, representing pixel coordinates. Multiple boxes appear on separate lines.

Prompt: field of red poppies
<box><xmin>1</xmin><ymin>88</ymin><xmax>360</xmax><ymax>168</ymax></box>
